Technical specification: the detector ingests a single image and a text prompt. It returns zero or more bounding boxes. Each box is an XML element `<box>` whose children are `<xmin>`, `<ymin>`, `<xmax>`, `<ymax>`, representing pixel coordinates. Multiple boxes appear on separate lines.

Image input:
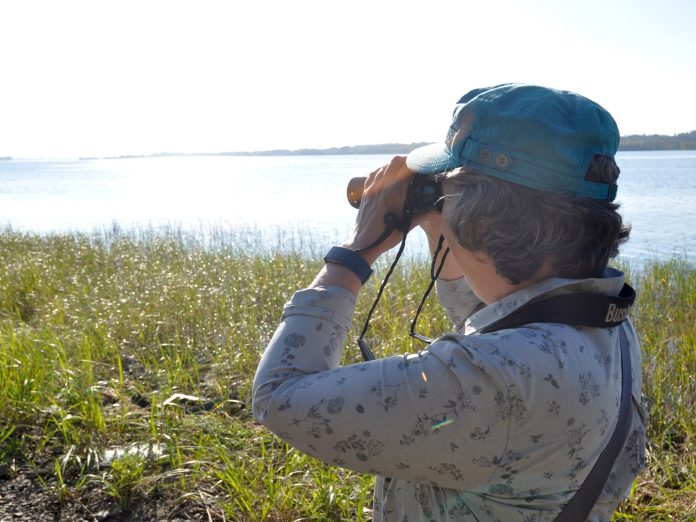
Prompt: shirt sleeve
<box><xmin>252</xmin><ymin>285</ymin><xmax>509</xmax><ymax>490</ymax></box>
<box><xmin>435</xmin><ymin>277</ymin><xmax>484</xmax><ymax>331</ymax></box>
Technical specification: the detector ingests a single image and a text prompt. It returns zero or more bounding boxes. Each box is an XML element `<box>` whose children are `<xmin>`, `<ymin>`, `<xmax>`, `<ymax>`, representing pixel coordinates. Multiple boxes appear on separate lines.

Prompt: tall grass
<box><xmin>0</xmin><ymin>226</ymin><xmax>694</xmax><ymax>520</ymax></box>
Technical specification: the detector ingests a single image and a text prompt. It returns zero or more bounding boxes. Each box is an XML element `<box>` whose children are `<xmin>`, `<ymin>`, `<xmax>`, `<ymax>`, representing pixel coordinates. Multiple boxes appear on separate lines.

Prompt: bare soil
<box><xmin>0</xmin><ymin>464</ymin><xmax>210</xmax><ymax>522</ymax></box>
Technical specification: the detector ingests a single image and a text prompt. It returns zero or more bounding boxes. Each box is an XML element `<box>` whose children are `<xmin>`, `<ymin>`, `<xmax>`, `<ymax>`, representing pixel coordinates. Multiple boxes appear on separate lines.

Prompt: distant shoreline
<box><xmin>93</xmin><ymin>143</ymin><xmax>431</xmax><ymax>160</ymax></box>
<box><xmin>95</xmin><ymin>131</ymin><xmax>696</xmax><ymax>159</ymax></box>
<box><xmin>3</xmin><ymin>131</ymin><xmax>695</xmax><ymax>161</ymax></box>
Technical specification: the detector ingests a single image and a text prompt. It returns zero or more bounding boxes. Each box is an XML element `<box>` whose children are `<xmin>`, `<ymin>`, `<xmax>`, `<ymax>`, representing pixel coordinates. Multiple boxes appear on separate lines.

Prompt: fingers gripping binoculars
<box><xmin>346</xmin><ymin>175</ymin><xmax>443</xmax><ymax>214</ymax></box>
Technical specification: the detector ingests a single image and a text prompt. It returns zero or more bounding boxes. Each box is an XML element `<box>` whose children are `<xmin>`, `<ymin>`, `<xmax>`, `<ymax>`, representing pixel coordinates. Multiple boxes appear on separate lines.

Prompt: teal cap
<box><xmin>407</xmin><ymin>84</ymin><xmax>620</xmax><ymax>201</ymax></box>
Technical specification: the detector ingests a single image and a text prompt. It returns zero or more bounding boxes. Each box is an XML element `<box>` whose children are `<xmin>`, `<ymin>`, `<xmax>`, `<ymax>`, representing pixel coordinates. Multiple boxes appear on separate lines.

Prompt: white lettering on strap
<box><xmin>605</xmin><ymin>303</ymin><xmax>629</xmax><ymax>323</ymax></box>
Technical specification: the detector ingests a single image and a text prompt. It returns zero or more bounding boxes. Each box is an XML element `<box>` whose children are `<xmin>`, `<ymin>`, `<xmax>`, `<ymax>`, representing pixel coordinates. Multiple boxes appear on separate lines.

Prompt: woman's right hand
<box><xmin>342</xmin><ymin>156</ymin><xmax>416</xmax><ymax>264</ymax></box>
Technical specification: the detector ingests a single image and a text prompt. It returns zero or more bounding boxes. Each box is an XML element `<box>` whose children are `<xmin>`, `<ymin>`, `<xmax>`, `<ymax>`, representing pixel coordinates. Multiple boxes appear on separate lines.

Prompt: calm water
<box><xmin>1</xmin><ymin>151</ymin><xmax>694</xmax><ymax>266</ymax></box>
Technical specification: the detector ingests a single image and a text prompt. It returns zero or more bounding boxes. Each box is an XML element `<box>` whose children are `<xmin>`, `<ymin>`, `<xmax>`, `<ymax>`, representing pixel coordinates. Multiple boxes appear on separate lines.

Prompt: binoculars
<box><xmin>346</xmin><ymin>175</ymin><xmax>443</xmax><ymax>214</ymax></box>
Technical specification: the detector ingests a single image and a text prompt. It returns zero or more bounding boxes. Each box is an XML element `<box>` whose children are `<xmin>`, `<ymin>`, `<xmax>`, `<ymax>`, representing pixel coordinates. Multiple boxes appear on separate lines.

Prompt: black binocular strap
<box><xmin>356</xmin><ymin>211</ymin><xmax>414</xmax><ymax>362</ymax></box>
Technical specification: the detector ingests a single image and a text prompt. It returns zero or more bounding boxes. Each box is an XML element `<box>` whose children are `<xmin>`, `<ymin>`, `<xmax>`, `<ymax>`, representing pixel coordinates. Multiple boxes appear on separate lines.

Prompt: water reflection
<box><xmin>1</xmin><ymin>152</ymin><xmax>694</xmax><ymax>267</ymax></box>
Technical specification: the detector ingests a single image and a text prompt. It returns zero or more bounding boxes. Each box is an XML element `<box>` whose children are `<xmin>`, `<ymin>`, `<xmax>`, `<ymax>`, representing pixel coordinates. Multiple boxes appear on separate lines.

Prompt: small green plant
<box><xmin>0</xmin><ymin>424</ymin><xmax>17</xmax><ymax>462</ymax></box>
<box><xmin>105</xmin><ymin>453</ymin><xmax>147</xmax><ymax>505</ymax></box>
<box><xmin>54</xmin><ymin>458</ymin><xmax>72</xmax><ymax>505</ymax></box>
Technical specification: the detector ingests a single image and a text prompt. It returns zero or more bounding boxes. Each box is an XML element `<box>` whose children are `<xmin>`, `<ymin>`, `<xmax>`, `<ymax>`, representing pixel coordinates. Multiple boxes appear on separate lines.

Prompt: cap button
<box><xmin>479</xmin><ymin>148</ymin><xmax>492</xmax><ymax>163</ymax></box>
<box><xmin>495</xmin><ymin>153</ymin><xmax>511</xmax><ymax>169</ymax></box>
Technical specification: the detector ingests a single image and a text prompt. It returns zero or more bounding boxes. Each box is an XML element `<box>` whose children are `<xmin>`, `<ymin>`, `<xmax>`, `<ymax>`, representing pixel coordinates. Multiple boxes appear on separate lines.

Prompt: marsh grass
<box><xmin>0</xmin><ymin>226</ymin><xmax>694</xmax><ymax>520</ymax></box>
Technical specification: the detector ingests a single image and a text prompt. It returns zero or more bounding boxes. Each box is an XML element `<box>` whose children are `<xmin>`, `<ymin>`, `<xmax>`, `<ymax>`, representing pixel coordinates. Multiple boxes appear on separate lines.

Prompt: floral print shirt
<box><xmin>252</xmin><ymin>268</ymin><xmax>646</xmax><ymax>521</ymax></box>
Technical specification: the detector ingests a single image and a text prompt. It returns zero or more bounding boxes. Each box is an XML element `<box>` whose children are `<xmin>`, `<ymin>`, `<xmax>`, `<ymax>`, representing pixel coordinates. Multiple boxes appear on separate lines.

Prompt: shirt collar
<box><xmin>463</xmin><ymin>267</ymin><xmax>626</xmax><ymax>335</ymax></box>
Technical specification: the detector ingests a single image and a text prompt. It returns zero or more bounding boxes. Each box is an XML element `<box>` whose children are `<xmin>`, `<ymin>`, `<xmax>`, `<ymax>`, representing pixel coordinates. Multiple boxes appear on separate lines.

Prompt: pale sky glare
<box><xmin>1</xmin><ymin>0</ymin><xmax>695</xmax><ymax>158</ymax></box>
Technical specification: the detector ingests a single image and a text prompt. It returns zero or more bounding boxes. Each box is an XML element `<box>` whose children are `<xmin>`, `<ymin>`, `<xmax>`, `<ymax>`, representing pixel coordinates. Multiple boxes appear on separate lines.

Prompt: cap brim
<box><xmin>406</xmin><ymin>142</ymin><xmax>460</xmax><ymax>175</ymax></box>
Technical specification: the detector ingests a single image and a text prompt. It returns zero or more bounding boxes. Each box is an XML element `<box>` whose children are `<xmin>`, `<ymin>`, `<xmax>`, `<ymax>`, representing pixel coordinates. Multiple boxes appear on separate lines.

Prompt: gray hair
<box><xmin>442</xmin><ymin>155</ymin><xmax>630</xmax><ymax>284</ymax></box>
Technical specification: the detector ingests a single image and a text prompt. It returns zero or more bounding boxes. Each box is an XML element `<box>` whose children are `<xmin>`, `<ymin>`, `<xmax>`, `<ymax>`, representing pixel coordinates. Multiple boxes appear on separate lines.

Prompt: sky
<box><xmin>1</xmin><ymin>0</ymin><xmax>695</xmax><ymax>158</ymax></box>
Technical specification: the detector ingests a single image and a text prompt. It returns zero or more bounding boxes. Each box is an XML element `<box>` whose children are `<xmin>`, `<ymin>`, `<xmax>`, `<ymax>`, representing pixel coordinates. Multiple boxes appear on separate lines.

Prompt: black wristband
<box><xmin>323</xmin><ymin>246</ymin><xmax>373</xmax><ymax>284</ymax></box>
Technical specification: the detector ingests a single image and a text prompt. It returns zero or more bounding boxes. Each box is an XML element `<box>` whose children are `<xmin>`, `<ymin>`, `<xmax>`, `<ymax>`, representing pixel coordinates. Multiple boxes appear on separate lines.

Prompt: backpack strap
<box><xmin>554</xmin><ymin>327</ymin><xmax>633</xmax><ymax>521</ymax></box>
<box><xmin>478</xmin><ymin>283</ymin><xmax>635</xmax><ymax>334</ymax></box>
<box><xmin>476</xmin><ymin>284</ymin><xmax>635</xmax><ymax>521</ymax></box>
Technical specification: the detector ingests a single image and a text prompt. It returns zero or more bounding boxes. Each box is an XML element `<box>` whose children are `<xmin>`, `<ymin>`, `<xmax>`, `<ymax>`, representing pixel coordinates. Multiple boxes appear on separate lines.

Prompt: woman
<box><xmin>252</xmin><ymin>84</ymin><xmax>646</xmax><ymax>521</ymax></box>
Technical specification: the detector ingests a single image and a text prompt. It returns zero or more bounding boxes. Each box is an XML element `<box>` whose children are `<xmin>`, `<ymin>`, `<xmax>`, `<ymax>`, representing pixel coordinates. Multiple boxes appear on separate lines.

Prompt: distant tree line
<box><xmin>91</xmin><ymin>131</ymin><xmax>696</xmax><ymax>161</ymax></box>
<box><xmin>619</xmin><ymin>130</ymin><xmax>696</xmax><ymax>151</ymax></box>
<box><xmin>221</xmin><ymin>142</ymin><xmax>432</xmax><ymax>156</ymax></box>
<box><xmin>229</xmin><ymin>133</ymin><xmax>696</xmax><ymax>155</ymax></box>
<box><xmin>101</xmin><ymin>143</ymin><xmax>431</xmax><ymax>159</ymax></box>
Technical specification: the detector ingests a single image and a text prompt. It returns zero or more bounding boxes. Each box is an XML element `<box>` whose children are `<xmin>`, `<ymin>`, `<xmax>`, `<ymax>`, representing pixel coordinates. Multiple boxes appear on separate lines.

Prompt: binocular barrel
<box><xmin>345</xmin><ymin>176</ymin><xmax>443</xmax><ymax>213</ymax></box>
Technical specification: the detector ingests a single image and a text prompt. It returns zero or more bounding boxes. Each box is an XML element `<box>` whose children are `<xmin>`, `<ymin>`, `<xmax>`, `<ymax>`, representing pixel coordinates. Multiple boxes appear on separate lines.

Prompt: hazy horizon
<box><xmin>4</xmin><ymin>132</ymin><xmax>696</xmax><ymax>161</ymax></box>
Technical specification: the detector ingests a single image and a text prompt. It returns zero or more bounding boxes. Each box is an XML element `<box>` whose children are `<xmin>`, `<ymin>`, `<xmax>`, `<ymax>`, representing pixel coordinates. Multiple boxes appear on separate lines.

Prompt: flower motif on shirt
<box><xmin>565</xmin><ymin>417</ymin><xmax>591</xmax><ymax>480</ymax></box>
<box><xmin>472</xmin><ymin>450</ymin><xmax>526</xmax><ymax>495</ymax></box>
<box><xmin>490</xmin><ymin>348</ymin><xmax>531</xmax><ymax>377</ymax></box>
<box><xmin>291</xmin><ymin>398</ymin><xmax>335</xmax><ymax>438</ymax></box>
<box><xmin>370</xmin><ymin>379</ymin><xmax>405</xmax><ymax>411</ymax></box>
<box><xmin>593</xmin><ymin>351</ymin><xmax>612</xmax><ymax>365</ymax></box>
<box><xmin>603</xmin><ymin>475</ymin><xmax>625</xmax><ymax>502</ymax></box>
<box><xmin>533</xmin><ymin>329</ymin><xmax>568</xmax><ymax>369</ymax></box>
<box><xmin>543</xmin><ymin>373</ymin><xmax>560</xmax><ymax>389</ymax></box>
<box><xmin>546</xmin><ymin>400</ymin><xmax>561</xmax><ymax>415</ymax></box>
<box><xmin>399</xmin><ymin>387</ymin><xmax>479</xmax><ymax>445</ymax></box>
<box><xmin>280</xmin><ymin>332</ymin><xmax>307</xmax><ymax>366</ymax></box>
<box><xmin>625</xmin><ymin>427</ymin><xmax>646</xmax><ymax>475</ymax></box>
<box><xmin>494</xmin><ymin>385</ymin><xmax>527</xmax><ymax>422</ymax></box>
<box><xmin>444</xmin><ymin>496</ymin><xmax>473</xmax><ymax>518</ymax></box>
<box><xmin>410</xmin><ymin>490</ymin><xmax>436</xmax><ymax>520</ymax></box>
<box><xmin>598</xmin><ymin>409</ymin><xmax>610</xmax><ymax>436</ymax></box>
<box><xmin>479</xmin><ymin>500</ymin><xmax>499</xmax><ymax>521</ymax></box>
<box><xmin>284</xmin><ymin>333</ymin><xmax>306</xmax><ymax>348</ymax></box>
<box><xmin>447</xmin><ymin>387</ymin><xmax>479</xmax><ymax>416</ymax></box>
<box><xmin>326</xmin><ymin>396</ymin><xmax>345</xmax><ymax>415</ymax></box>
<box><xmin>518</xmin><ymin>329</ymin><xmax>538</xmax><ymax>339</ymax></box>
<box><xmin>429</xmin><ymin>462</ymin><xmax>465</xmax><ymax>482</ymax></box>
<box><xmin>488</xmin><ymin>480</ymin><xmax>513</xmax><ymax>496</ymax></box>
<box><xmin>578</xmin><ymin>372</ymin><xmax>601</xmax><ymax>405</ymax></box>
<box><xmin>323</xmin><ymin>325</ymin><xmax>343</xmax><ymax>357</ymax></box>
<box><xmin>333</xmin><ymin>430</ymin><xmax>384</xmax><ymax>464</ymax></box>
<box><xmin>399</xmin><ymin>413</ymin><xmax>432</xmax><ymax>445</ymax></box>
